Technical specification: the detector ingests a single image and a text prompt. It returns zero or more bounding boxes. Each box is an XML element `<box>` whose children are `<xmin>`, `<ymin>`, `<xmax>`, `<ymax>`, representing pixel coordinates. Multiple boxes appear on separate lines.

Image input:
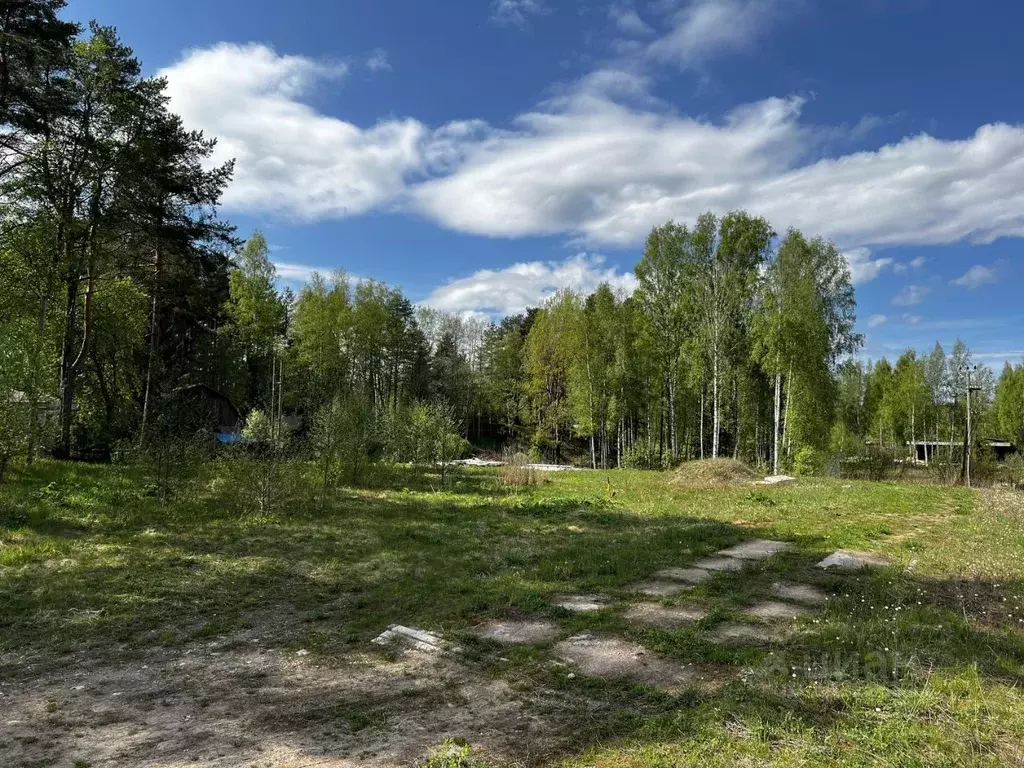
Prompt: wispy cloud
<box><xmin>866</xmin><ymin>314</ymin><xmax>888</xmax><ymax>329</ymax></box>
<box><xmin>491</xmin><ymin>0</ymin><xmax>549</xmax><ymax>28</ymax></box>
<box><xmin>951</xmin><ymin>262</ymin><xmax>999</xmax><ymax>289</ymax></box>
<box><xmin>366</xmin><ymin>48</ymin><xmax>391</xmax><ymax>72</ymax></box>
<box><xmin>273</xmin><ymin>262</ymin><xmax>319</xmax><ymax>283</ymax></box>
<box><xmin>610</xmin><ymin>3</ymin><xmax>654</xmax><ymax>35</ymax></box>
<box><xmin>647</xmin><ymin>0</ymin><xmax>800</xmax><ymax>69</ymax></box>
<box><xmin>892</xmin><ymin>284</ymin><xmax>930</xmax><ymax>307</ymax></box>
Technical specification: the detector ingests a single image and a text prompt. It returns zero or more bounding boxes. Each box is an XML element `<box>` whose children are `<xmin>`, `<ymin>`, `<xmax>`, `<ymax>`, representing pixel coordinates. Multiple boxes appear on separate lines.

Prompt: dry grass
<box><xmin>668</xmin><ymin>458</ymin><xmax>759</xmax><ymax>489</ymax></box>
<box><xmin>500</xmin><ymin>450</ymin><xmax>539</xmax><ymax>487</ymax></box>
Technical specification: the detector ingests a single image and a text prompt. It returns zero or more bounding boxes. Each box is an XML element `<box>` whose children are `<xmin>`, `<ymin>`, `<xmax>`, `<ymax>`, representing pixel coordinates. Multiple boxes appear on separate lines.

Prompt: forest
<box><xmin>2</xmin><ymin>1</ymin><xmax>1024</xmax><ymax>484</ymax></box>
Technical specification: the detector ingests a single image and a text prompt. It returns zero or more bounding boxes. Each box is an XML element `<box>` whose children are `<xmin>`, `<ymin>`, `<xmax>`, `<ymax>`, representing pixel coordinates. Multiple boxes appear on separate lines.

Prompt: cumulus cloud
<box><xmin>951</xmin><ymin>263</ymin><xmax>999</xmax><ymax>289</ymax></box>
<box><xmin>424</xmin><ymin>253</ymin><xmax>637</xmax><ymax>316</ymax></box>
<box><xmin>160</xmin><ymin>43</ymin><xmax>426</xmax><ymax>220</ymax></box>
<box><xmin>844</xmin><ymin>247</ymin><xmax>892</xmax><ymax>285</ymax></box>
<box><xmin>647</xmin><ymin>0</ymin><xmax>796</xmax><ymax>69</ymax></box>
<box><xmin>491</xmin><ymin>0</ymin><xmax>548</xmax><ymax>28</ymax></box>
<box><xmin>162</xmin><ymin>43</ymin><xmax>1024</xmax><ymax>255</ymax></box>
<box><xmin>366</xmin><ymin>48</ymin><xmax>391</xmax><ymax>72</ymax></box>
<box><xmin>866</xmin><ymin>314</ymin><xmax>888</xmax><ymax>329</ymax></box>
<box><xmin>892</xmin><ymin>284</ymin><xmax>931</xmax><ymax>307</ymax></box>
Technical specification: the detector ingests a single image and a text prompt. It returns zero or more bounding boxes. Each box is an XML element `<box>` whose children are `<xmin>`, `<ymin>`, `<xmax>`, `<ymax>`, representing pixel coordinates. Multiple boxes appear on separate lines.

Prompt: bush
<box><xmin>793</xmin><ymin>445</ymin><xmax>824</xmax><ymax>476</ymax></box>
<box><xmin>840</xmin><ymin>447</ymin><xmax>902</xmax><ymax>482</ymax></box>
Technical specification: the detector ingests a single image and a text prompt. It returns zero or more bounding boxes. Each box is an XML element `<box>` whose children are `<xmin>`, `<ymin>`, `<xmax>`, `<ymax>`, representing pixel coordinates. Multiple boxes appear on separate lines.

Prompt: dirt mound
<box><xmin>669</xmin><ymin>459</ymin><xmax>759</xmax><ymax>489</ymax></box>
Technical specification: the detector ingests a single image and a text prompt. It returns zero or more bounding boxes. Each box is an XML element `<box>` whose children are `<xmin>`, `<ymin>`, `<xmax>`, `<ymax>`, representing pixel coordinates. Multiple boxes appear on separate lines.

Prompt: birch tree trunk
<box><xmin>773</xmin><ymin>369</ymin><xmax>781</xmax><ymax>475</ymax></box>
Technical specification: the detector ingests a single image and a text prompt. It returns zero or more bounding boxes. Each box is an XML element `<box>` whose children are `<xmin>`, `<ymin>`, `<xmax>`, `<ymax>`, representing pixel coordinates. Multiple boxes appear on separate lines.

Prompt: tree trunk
<box><xmin>699</xmin><ymin>379</ymin><xmax>705</xmax><ymax>460</ymax></box>
<box><xmin>773</xmin><ymin>369</ymin><xmax>781</xmax><ymax>475</ymax></box>
<box><xmin>712</xmin><ymin>347</ymin><xmax>720</xmax><ymax>459</ymax></box>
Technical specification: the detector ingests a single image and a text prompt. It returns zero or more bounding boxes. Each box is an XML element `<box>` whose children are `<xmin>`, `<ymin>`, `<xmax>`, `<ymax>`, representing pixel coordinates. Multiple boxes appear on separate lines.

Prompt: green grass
<box><xmin>2</xmin><ymin>459</ymin><xmax>1024</xmax><ymax>766</ymax></box>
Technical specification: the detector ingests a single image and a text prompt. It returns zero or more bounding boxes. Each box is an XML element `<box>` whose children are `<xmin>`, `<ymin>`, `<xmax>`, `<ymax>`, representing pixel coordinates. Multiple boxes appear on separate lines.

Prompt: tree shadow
<box><xmin>2</xmin><ymin>464</ymin><xmax>1024</xmax><ymax>765</ymax></box>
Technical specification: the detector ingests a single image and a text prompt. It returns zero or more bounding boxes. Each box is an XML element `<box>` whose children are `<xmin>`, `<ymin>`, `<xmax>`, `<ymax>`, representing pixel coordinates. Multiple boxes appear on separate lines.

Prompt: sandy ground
<box><xmin>0</xmin><ymin>639</ymin><xmax>570</xmax><ymax>768</ymax></box>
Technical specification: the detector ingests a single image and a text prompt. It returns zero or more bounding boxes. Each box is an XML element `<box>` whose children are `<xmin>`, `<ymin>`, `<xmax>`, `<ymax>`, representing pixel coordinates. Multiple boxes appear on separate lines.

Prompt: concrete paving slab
<box><xmin>472</xmin><ymin>620</ymin><xmax>559</xmax><ymax>645</ymax></box>
<box><xmin>551</xmin><ymin>594</ymin><xmax>610</xmax><ymax>612</ymax></box>
<box><xmin>372</xmin><ymin>625</ymin><xmax>447</xmax><ymax>654</ymax></box>
<box><xmin>623</xmin><ymin>603</ymin><xmax>708</xmax><ymax>629</ymax></box>
<box><xmin>816</xmin><ymin>550</ymin><xmax>891</xmax><ymax>570</ymax></box>
<box><xmin>692</xmin><ymin>556</ymin><xmax>745</xmax><ymax>572</ymax></box>
<box><xmin>717</xmin><ymin>539</ymin><xmax>794</xmax><ymax>560</ymax></box>
<box><xmin>708</xmin><ymin>622</ymin><xmax>784</xmax><ymax>645</ymax></box>
<box><xmin>770</xmin><ymin>582</ymin><xmax>828</xmax><ymax>605</ymax></box>
<box><xmin>555</xmin><ymin>633</ymin><xmax>700</xmax><ymax>690</ymax></box>
<box><xmin>742</xmin><ymin>601</ymin><xmax>809</xmax><ymax>621</ymax></box>
<box><xmin>628</xmin><ymin>580</ymin><xmax>693</xmax><ymax>598</ymax></box>
<box><xmin>653</xmin><ymin>567</ymin><xmax>712</xmax><ymax>584</ymax></box>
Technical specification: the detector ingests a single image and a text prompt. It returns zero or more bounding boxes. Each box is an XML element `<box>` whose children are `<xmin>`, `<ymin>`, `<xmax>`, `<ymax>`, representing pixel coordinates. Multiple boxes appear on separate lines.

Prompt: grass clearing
<box><xmin>1</xmin><ymin>460</ymin><xmax>1023</xmax><ymax>766</ymax></box>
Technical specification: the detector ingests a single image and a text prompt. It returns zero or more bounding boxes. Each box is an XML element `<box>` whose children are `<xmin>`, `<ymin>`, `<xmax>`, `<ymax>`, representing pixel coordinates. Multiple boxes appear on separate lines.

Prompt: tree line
<box><xmin>1</xmin><ymin>2</ymin><xmax>1020</xmax><ymax>482</ymax></box>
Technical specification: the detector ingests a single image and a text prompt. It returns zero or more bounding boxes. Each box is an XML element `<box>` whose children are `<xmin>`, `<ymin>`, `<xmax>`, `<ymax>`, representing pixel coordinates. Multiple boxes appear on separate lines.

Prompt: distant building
<box><xmin>907</xmin><ymin>438</ymin><xmax>1017</xmax><ymax>464</ymax></box>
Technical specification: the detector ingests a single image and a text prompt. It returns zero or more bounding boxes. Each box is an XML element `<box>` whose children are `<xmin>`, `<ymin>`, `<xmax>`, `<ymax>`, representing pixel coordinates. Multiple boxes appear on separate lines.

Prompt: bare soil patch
<box><xmin>0</xmin><ymin>641</ymin><xmax>574</xmax><ymax>768</ymax></box>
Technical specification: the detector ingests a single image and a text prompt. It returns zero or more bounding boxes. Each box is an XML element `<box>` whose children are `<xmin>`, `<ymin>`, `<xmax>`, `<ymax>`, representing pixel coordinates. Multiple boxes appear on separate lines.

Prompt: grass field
<box><xmin>2</xmin><ymin>460</ymin><xmax>1024</xmax><ymax>767</ymax></box>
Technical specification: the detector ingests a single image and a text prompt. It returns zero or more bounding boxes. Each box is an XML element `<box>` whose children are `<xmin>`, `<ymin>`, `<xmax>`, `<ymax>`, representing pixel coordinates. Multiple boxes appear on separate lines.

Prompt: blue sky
<box><xmin>69</xmin><ymin>0</ymin><xmax>1024</xmax><ymax>368</ymax></box>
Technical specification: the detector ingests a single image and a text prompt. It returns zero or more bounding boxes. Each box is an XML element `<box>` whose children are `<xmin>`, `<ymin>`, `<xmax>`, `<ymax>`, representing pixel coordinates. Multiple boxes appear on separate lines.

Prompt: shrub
<box><xmin>793</xmin><ymin>445</ymin><xmax>823</xmax><ymax>476</ymax></box>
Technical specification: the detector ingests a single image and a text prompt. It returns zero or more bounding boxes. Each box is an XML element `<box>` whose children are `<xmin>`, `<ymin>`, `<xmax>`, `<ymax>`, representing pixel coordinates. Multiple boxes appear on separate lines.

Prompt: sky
<box><xmin>67</xmin><ymin>0</ymin><xmax>1024</xmax><ymax>369</ymax></box>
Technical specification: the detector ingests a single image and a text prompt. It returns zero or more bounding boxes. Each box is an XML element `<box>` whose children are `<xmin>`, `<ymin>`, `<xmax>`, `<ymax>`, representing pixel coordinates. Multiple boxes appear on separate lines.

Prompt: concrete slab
<box><xmin>623</xmin><ymin>603</ymin><xmax>708</xmax><ymax>629</ymax></box>
<box><xmin>472</xmin><ymin>620</ymin><xmax>559</xmax><ymax>645</ymax></box>
<box><xmin>551</xmin><ymin>594</ymin><xmax>610</xmax><ymax>612</ymax></box>
<box><xmin>717</xmin><ymin>539</ymin><xmax>794</xmax><ymax>560</ymax></box>
<box><xmin>554</xmin><ymin>633</ymin><xmax>699</xmax><ymax>690</ymax></box>
<box><xmin>628</xmin><ymin>580</ymin><xmax>693</xmax><ymax>598</ymax></box>
<box><xmin>756</xmin><ymin>475</ymin><xmax>797</xmax><ymax>486</ymax></box>
<box><xmin>708</xmin><ymin>622</ymin><xmax>784</xmax><ymax>645</ymax></box>
<box><xmin>770</xmin><ymin>582</ymin><xmax>828</xmax><ymax>605</ymax></box>
<box><xmin>372</xmin><ymin>625</ymin><xmax>446</xmax><ymax>654</ymax></box>
<box><xmin>816</xmin><ymin>550</ymin><xmax>891</xmax><ymax>570</ymax></box>
<box><xmin>742</xmin><ymin>601</ymin><xmax>809</xmax><ymax>621</ymax></box>
<box><xmin>692</xmin><ymin>556</ymin><xmax>745</xmax><ymax>572</ymax></box>
<box><xmin>653</xmin><ymin>567</ymin><xmax>712</xmax><ymax>584</ymax></box>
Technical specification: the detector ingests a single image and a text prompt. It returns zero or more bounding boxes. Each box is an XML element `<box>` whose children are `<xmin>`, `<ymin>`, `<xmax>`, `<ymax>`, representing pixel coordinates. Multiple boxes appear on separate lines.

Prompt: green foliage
<box><xmin>419</xmin><ymin>740</ymin><xmax>488</xmax><ymax>768</ymax></box>
<box><xmin>792</xmin><ymin>445</ymin><xmax>823</xmax><ymax>476</ymax></box>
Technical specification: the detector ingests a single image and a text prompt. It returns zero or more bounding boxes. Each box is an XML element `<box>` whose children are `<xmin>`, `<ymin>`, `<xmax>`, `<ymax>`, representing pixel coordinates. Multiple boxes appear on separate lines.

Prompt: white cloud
<box><xmin>844</xmin><ymin>247</ymin><xmax>892</xmax><ymax>285</ymax></box>
<box><xmin>273</xmin><ymin>261</ymin><xmax>318</xmax><ymax>283</ymax></box>
<box><xmin>901</xmin><ymin>313</ymin><xmax>923</xmax><ymax>325</ymax></box>
<box><xmin>424</xmin><ymin>253</ymin><xmax>637</xmax><ymax>316</ymax></box>
<box><xmin>162</xmin><ymin>43</ymin><xmax>1024</xmax><ymax>255</ymax></box>
<box><xmin>366</xmin><ymin>48</ymin><xmax>391</xmax><ymax>72</ymax></box>
<box><xmin>160</xmin><ymin>43</ymin><xmax>427</xmax><ymax>220</ymax></box>
<box><xmin>491</xmin><ymin>0</ymin><xmax>548</xmax><ymax>28</ymax></box>
<box><xmin>892</xmin><ymin>284</ymin><xmax>930</xmax><ymax>307</ymax></box>
<box><xmin>910</xmin><ymin>256</ymin><xmax>926</xmax><ymax>269</ymax></box>
<box><xmin>647</xmin><ymin>0</ymin><xmax>795</xmax><ymax>69</ymax></box>
<box><xmin>866</xmin><ymin>314</ymin><xmax>888</xmax><ymax>329</ymax></box>
<box><xmin>951</xmin><ymin>263</ymin><xmax>998</xmax><ymax>289</ymax></box>
<box><xmin>610</xmin><ymin>4</ymin><xmax>654</xmax><ymax>35</ymax></box>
